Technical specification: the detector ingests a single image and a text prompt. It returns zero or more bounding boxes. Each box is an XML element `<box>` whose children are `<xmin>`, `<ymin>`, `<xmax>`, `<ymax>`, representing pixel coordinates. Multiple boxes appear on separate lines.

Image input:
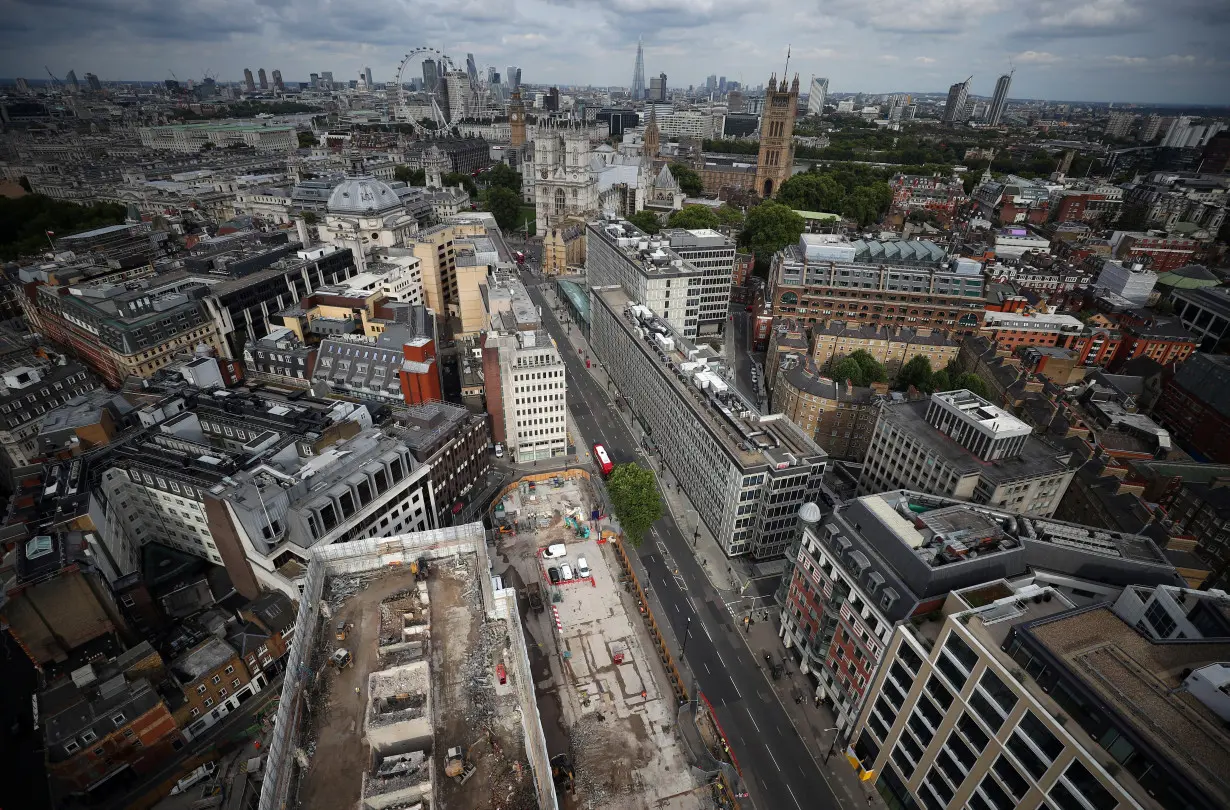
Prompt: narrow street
<box><xmin>519</xmin><ymin>271</ymin><xmax>868</xmax><ymax>810</ymax></box>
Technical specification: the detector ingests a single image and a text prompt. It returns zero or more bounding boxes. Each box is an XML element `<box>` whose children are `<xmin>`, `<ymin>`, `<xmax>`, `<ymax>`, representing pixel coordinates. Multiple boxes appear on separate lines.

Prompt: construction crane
<box><xmin>44</xmin><ymin>66</ymin><xmax>62</xmax><ymax>89</ymax></box>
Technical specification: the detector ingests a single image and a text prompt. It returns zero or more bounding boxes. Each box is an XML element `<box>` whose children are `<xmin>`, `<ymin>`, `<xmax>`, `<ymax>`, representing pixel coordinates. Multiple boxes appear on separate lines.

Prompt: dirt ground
<box><xmin>297</xmin><ymin>569</ymin><xmax>419</xmax><ymax>810</ymax></box>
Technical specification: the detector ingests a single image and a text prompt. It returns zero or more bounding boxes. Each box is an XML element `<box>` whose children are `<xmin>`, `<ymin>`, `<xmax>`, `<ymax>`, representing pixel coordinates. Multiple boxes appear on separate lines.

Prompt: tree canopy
<box><xmin>777</xmin><ymin>173</ymin><xmax>845</xmax><ymax>212</ymax></box>
<box><xmin>297</xmin><ymin>131</ymin><xmax>318</xmax><ymax>148</ymax></box>
<box><xmin>485</xmin><ymin>162</ymin><xmax>522</xmax><ymax>194</ymax></box>
<box><xmin>485</xmin><ymin>187</ymin><xmax>522</xmax><ymax>232</ymax></box>
<box><xmin>739</xmin><ymin>201</ymin><xmax>805</xmax><ymax>270</ymax></box>
<box><xmin>393</xmin><ymin>165</ymin><xmax>425</xmax><ymax>186</ymax></box>
<box><xmin>829</xmin><ymin>350</ymin><xmax>888</xmax><ymax>387</ymax></box>
<box><xmin>896</xmin><ymin>356</ymin><xmax>934</xmax><ymax>392</ymax></box>
<box><xmin>777</xmin><ymin>167</ymin><xmax>893</xmax><ymax>228</ymax></box>
<box><xmin>667</xmin><ymin>205</ymin><xmax>720</xmax><ymax>230</ymax></box>
<box><xmin>607</xmin><ymin>463</ymin><xmax>663</xmax><ymax>548</ymax></box>
<box><xmin>668</xmin><ymin>163</ymin><xmax>704</xmax><ymax>196</ymax></box>
<box><xmin>444</xmin><ymin>172</ymin><xmax>477</xmax><ymax>197</ymax></box>
<box><xmin>627</xmin><ymin>209</ymin><xmax>661</xmax><ymax>235</ymax></box>
<box><xmin>715</xmin><ymin>204</ymin><xmax>745</xmax><ymax>229</ymax></box>
<box><xmin>952</xmin><ymin>372</ymin><xmax>990</xmax><ymax>399</ymax></box>
<box><xmin>0</xmin><ymin>195</ymin><xmax>127</xmax><ymax>261</ymax></box>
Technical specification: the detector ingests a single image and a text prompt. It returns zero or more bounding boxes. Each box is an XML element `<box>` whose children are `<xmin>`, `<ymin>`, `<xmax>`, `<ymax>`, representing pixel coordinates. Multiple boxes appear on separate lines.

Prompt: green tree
<box><xmin>0</xmin><ymin>195</ymin><xmax>127</xmax><ymax>261</ymax></box>
<box><xmin>301</xmin><ymin>211</ymin><xmax>318</xmax><ymax>226</ymax></box>
<box><xmin>739</xmin><ymin>201</ymin><xmax>805</xmax><ymax>271</ymax></box>
<box><xmin>297</xmin><ymin>131</ymin><xmax>318</xmax><ymax>148</ymax></box>
<box><xmin>954</xmin><ymin>373</ymin><xmax>991</xmax><ymax>399</ymax></box>
<box><xmin>1116</xmin><ymin>203</ymin><xmax>1148</xmax><ymax>231</ymax></box>
<box><xmin>896</xmin><ymin>356</ymin><xmax>933</xmax><ymax>392</ymax></box>
<box><xmin>777</xmin><ymin>172</ymin><xmax>845</xmax><ymax>212</ymax></box>
<box><xmin>667</xmin><ymin>205</ymin><xmax>720</xmax><ymax>230</ymax></box>
<box><xmin>627</xmin><ymin>210</ymin><xmax>661</xmax><ymax>235</ymax></box>
<box><xmin>485</xmin><ymin>187</ymin><xmax>522</xmax><ymax>231</ymax></box>
<box><xmin>930</xmin><ymin>368</ymin><xmax>953</xmax><ymax>393</ymax></box>
<box><xmin>444</xmin><ymin>172</ymin><xmax>477</xmax><ymax>197</ymax></box>
<box><xmin>668</xmin><ymin>163</ymin><xmax>704</xmax><ymax>196</ymax></box>
<box><xmin>485</xmin><ymin>162</ymin><xmax>522</xmax><ymax>194</ymax></box>
<box><xmin>829</xmin><ymin>350</ymin><xmax>888</xmax><ymax>387</ymax></box>
<box><xmin>715</xmin><ymin>204</ymin><xmax>745</xmax><ymax>229</ymax></box>
<box><xmin>607</xmin><ymin>463</ymin><xmax>663</xmax><ymax>548</ymax></box>
<box><xmin>393</xmin><ymin>165</ymin><xmax>426</xmax><ymax>185</ymax></box>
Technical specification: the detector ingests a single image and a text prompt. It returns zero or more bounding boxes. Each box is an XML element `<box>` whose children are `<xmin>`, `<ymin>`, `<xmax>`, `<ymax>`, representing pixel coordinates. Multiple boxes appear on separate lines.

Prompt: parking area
<box><xmin>490</xmin><ymin>471</ymin><xmax>698</xmax><ymax>810</ymax></box>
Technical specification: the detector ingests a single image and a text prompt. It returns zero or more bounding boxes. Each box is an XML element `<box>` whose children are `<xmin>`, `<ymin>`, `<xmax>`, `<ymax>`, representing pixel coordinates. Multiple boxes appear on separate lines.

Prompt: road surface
<box><xmin>521</xmin><ymin>272</ymin><xmax>843</xmax><ymax>810</ymax></box>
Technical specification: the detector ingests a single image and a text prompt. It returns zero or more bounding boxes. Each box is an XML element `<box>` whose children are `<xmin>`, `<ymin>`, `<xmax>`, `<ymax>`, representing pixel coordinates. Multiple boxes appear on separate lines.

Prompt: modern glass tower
<box><xmin>631</xmin><ymin>36</ymin><xmax>647</xmax><ymax>101</ymax></box>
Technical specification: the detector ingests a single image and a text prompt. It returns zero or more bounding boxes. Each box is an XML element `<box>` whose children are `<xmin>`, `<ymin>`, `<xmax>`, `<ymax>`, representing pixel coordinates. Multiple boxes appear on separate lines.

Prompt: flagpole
<box><xmin>45</xmin><ymin>230</ymin><xmax>55</xmax><ymax>252</ymax></box>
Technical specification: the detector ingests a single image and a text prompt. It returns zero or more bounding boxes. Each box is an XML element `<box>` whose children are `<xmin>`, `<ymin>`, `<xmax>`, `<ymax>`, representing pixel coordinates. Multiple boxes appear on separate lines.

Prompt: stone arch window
<box><xmin>554</xmin><ymin>188</ymin><xmax>566</xmax><ymax>215</ymax></box>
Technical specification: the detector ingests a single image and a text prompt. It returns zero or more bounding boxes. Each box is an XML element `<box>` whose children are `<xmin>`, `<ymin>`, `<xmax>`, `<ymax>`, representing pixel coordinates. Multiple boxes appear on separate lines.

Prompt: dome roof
<box><xmin>1155</xmin><ymin>264</ymin><xmax>1219</xmax><ymax>290</ymax></box>
<box><xmin>327</xmin><ymin>175</ymin><xmax>403</xmax><ymax>216</ymax></box>
<box><xmin>798</xmin><ymin>502</ymin><xmax>822</xmax><ymax>524</ymax></box>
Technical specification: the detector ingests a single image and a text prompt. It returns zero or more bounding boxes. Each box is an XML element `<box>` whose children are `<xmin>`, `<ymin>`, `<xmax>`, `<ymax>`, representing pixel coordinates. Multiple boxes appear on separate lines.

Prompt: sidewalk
<box><xmin>740</xmin><ymin>616</ymin><xmax>888</xmax><ymax>810</ymax></box>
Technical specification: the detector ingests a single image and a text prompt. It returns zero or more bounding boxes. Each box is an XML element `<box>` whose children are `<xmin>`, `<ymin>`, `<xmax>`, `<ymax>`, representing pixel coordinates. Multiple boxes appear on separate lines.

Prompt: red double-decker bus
<box><xmin>593</xmin><ymin>443</ymin><xmax>614</xmax><ymax>476</ymax></box>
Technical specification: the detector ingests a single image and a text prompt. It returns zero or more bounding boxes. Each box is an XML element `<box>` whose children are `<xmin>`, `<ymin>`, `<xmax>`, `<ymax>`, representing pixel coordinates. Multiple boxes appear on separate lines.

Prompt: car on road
<box><xmin>560</xmin><ymin>563</ymin><xmax>574</xmax><ymax>581</ymax></box>
<box><xmin>576</xmin><ymin>557</ymin><xmax>591</xmax><ymax>578</ymax></box>
<box><xmin>547</xmin><ymin>566</ymin><xmax>561</xmax><ymax>584</ymax></box>
<box><xmin>494</xmin><ymin>442</ymin><xmax>504</xmax><ymax>458</ymax></box>
<box><xmin>544</xmin><ymin>543</ymin><xmax>567</xmax><ymax>559</ymax></box>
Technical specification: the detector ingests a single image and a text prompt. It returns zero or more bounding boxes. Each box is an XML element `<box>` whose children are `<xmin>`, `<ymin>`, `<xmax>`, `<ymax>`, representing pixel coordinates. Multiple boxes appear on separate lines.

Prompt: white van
<box><xmin>494</xmin><ymin>443</ymin><xmax>504</xmax><ymax>458</ymax></box>
<box><xmin>543</xmin><ymin>543</ymin><xmax>567</xmax><ymax>559</ymax></box>
<box><xmin>576</xmin><ymin>557</ymin><xmax>591</xmax><ymax>578</ymax></box>
<box><xmin>560</xmin><ymin>563</ymin><xmax>574</xmax><ymax>581</ymax></box>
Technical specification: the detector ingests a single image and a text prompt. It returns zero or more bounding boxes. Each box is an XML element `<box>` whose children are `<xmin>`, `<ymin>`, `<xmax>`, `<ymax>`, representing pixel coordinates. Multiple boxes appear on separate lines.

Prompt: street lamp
<box><xmin>823</xmin><ymin>729</ymin><xmax>844</xmax><ymax>764</ymax></box>
<box><xmin>680</xmin><ymin>616</ymin><xmax>693</xmax><ymax>658</ymax></box>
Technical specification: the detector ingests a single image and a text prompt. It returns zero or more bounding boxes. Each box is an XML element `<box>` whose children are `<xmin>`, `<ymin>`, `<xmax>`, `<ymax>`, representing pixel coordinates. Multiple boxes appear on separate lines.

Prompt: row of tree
<box><xmin>0</xmin><ymin>195</ymin><xmax>127</xmax><ymax>261</ymax></box>
<box><xmin>824</xmin><ymin>351</ymin><xmax>992</xmax><ymax>399</ymax></box>
<box><xmin>775</xmin><ymin>166</ymin><xmax>894</xmax><ymax>228</ymax></box>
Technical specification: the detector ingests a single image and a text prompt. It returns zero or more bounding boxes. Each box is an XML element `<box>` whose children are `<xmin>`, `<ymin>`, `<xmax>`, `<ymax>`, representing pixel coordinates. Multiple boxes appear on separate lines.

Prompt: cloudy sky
<box><xmin>3</xmin><ymin>0</ymin><xmax>1228</xmax><ymax>104</ymax></box>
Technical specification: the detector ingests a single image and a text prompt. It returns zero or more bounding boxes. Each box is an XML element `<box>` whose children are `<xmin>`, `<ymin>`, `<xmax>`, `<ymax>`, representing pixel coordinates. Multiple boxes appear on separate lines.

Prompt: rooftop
<box><xmin>590</xmin><ymin>218</ymin><xmax>705</xmax><ymax>280</ymax></box>
<box><xmin>596</xmin><ymin>285</ymin><xmax>825</xmax><ymax>470</ymax></box>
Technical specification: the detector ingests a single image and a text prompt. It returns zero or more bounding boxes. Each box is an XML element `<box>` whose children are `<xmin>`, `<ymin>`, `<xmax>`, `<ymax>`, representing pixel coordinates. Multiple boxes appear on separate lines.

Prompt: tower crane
<box><xmin>45</xmin><ymin>66</ymin><xmax>62</xmax><ymax>89</ymax></box>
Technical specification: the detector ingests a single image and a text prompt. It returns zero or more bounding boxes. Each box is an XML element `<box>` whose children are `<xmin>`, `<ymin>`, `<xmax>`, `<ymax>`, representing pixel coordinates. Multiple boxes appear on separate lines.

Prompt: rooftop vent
<box><xmin>25</xmin><ymin>535</ymin><xmax>54</xmax><ymax>560</ymax></box>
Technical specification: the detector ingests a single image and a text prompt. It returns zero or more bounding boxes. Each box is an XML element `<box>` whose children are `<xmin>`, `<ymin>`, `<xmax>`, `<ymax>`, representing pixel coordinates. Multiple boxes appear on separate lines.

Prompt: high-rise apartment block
<box><xmin>755</xmin><ymin>73</ymin><xmax>799</xmax><ymax>198</ymax></box>
<box><xmin>1105</xmin><ymin>110</ymin><xmax>1135</xmax><ymax>139</ymax></box>
<box><xmin>590</xmin><ymin>285</ymin><xmax>827</xmax><ymax>559</ymax></box>
<box><xmin>859</xmin><ymin>390</ymin><xmax>1076</xmax><ymax>517</ymax></box>
<box><xmin>480</xmin><ymin>276</ymin><xmax>568</xmax><ymax>463</ymax></box>
<box><xmin>258</xmin><ymin>68</ymin><xmax>268</xmax><ymax>90</ymax></box>
<box><xmin>848</xmin><ymin>578</ymin><xmax>1226</xmax><ymax>810</ymax></box>
<box><xmin>942</xmin><ymin>78</ymin><xmax>971</xmax><ymax>125</ymax></box>
<box><xmin>243</xmin><ymin>68</ymin><xmax>255</xmax><ymax>92</ymax></box>
<box><xmin>807</xmin><ymin>76</ymin><xmax>829</xmax><ymax>115</ymax></box>
<box><xmin>987</xmin><ymin>72</ymin><xmax>1011</xmax><ymax>126</ymax></box>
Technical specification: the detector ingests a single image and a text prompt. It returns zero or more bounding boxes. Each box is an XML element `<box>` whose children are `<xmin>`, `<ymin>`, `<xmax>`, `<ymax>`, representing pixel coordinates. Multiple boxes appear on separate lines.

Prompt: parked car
<box><xmin>577</xmin><ymin>556</ymin><xmax>591</xmax><ymax>578</ymax></box>
<box><xmin>561</xmin><ymin>563</ymin><xmax>574</xmax><ymax>581</ymax></box>
<box><xmin>544</xmin><ymin>543</ymin><xmax>567</xmax><ymax>559</ymax></box>
<box><xmin>548</xmin><ymin>566</ymin><xmax>561</xmax><ymax>584</ymax></box>
<box><xmin>494</xmin><ymin>443</ymin><xmax>504</xmax><ymax>458</ymax></box>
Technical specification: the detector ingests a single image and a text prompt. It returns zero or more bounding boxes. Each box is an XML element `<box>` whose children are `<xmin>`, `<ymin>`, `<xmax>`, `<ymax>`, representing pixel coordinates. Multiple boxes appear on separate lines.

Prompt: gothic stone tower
<box><xmin>509</xmin><ymin>89</ymin><xmax>527</xmax><ymax>148</ymax></box>
<box><xmin>755</xmin><ymin>73</ymin><xmax>799</xmax><ymax>198</ymax></box>
<box><xmin>643</xmin><ymin>104</ymin><xmax>660</xmax><ymax>161</ymax></box>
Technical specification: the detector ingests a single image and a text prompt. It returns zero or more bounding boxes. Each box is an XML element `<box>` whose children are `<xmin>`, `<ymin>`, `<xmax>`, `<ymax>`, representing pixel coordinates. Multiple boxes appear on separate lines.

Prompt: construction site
<box><xmin>258</xmin><ymin>524</ymin><xmax>555</xmax><ymax>810</ymax></box>
<box><xmin>491</xmin><ymin>471</ymin><xmax>711</xmax><ymax>810</ymax></box>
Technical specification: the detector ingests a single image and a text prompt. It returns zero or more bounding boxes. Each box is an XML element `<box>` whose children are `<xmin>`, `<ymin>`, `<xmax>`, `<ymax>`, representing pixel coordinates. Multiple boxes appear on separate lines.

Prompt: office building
<box><xmin>506</xmin><ymin>65</ymin><xmax>520</xmax><ymax>90</ymax></box>
<box><xmin>769</xmin><ymin>234</ymin><xmax>985</xmax><ymax>332</ymax></box>
<box><xmin>243</xmin><ymin>68</ymin><xmax>256</xmax><ymax>92</ymax></box>
<box><xmin>257</xmin><ymin>68</ymin><xmax>268</xmax><ymax>90</ymax></box>
<box><xmin>781</xmin><ymin>489</ymin><xmax>1181</xmax><ymax>734</ymax></box>
<box><xmin>481</xmin><ymin>276</ymin><xmax>568</xmax><ymax>463</ymax></box>
<box><xmin>942</xmin><ymin>77</ymin><xmax>971</xmax><ymax>124</ymax></box>
<box><xmin>649</xmin><ymin>73</ymin><xmax>667</xmax><ymax>102</ymax></box>
<box><xmin>15</xmin><ymin>77</ymin><xmax>29</xmax><ymax>93</ymax></box>
<box><xmin>590</xmin><ymin>285</ymin><xmax>827</xmax><ymax>559</ymax></box>
<box><xmin>987</xmin><ymin>72</ymin><xmax>1012</xmax><ymax>126</ymax></box>
<box><xmin>1094</xmin><ymin>259</ymin><xmax>1158</xmax><ymax>306</ymax></box>
<box><xmin>849</xmin><ymin>580</ymin><xmax>1228</xmax><ymax>810</ymax></box>
<box><xmin>772</xmin><ymin>356</ymin><xmax>884</xmax><ymax>461</ymax></box>
<box><xmin>756</xmin><ymin>73</ymin><xmax>799</xmax><ymax>198</ymax></box>
<box><xmin>860</xmin><ymin>390</ymin><xmax>1076</xmax><ymax>517</ymax></box>
<box><xmin>1107</xmin><ymin>320</ymin><xmax>1196</xmax><ymax>370</ymax></box>
<box><xmin>0</xmin><ymin>362</ymin><xmax>100</xmax><ymax>479</ymax></box>
<box><xmin>139</xmin><ymin>122</ymin><xmax>296</xmax><ymax>153</ymax></box>
<box><xmin>84</xmin><ymin>72</ymin><xmax>102</xmax><ymax>92</ymax></box>
<box><xmin>393</xmin><ymin>401</ymin><xmax>492</xmax><ymax>527</ymax></box>
<box><xmin>271</xmin><ymin>69</ymin><xmax>283</xmax><ymax>92</ymax></box>
<box><xmin>631</xmin><ymin>37</ymin><xmax>646</xmax><ymax>101</ymax></box>
<box><xmin>320</xmin><ymin>71</ymin><xmax>333</xmax><ymax>89</ymax></box>
<box><xmin>661</xmin><ymin>227</ymin><xmax>736</xmax><ymax>338</ymax></box>
<box><xmin>807</xmin><ymin>76</ymin><xmax>828</xmax><ymax>115</ymax></box>
<box><xmin>170</xmin><ymin>636</ymin><xmax>266</xmax><ymax>740</ymax></box>
<box><xmin>1171</xmin><ymin>284</ymin><xmax>1230</xmax><ymax>351</ymax></box>
<box><xmin>311</xmin><ymin>309</ymin><xmax>443</xmax><ymax>407</ymax></box>
<box><xmin>808</xmin><ymin>321</ymin><xmax>961</xmax><ymax>379</ymax></box>
<box><xmin>586</xmin><ymin>218</ymin><xmax>708</xmax><ymax>340</ymax></box>
<box><xmin>1105</xmin><ymin>110</ymin><xmax>1134</xmax><ymax>139</ymax></box>
<box><xmin>980</xmin><ymin>310</ymin><xmax>1084</xmax><ymax>351</ymax></box>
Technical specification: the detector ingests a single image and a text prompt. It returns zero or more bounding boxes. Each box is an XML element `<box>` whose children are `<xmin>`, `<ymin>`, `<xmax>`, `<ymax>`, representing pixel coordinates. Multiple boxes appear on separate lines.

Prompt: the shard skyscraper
<box><xmin>631</xmin><ymin>36</ymin><xmax>646</xmax><ymax>101</ymax></box>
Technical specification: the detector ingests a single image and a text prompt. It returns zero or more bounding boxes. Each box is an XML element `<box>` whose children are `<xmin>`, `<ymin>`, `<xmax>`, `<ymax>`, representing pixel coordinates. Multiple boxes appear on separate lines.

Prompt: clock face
<box><xmin>540</xmin><ymin>169</ymin><xmax>548</xmax><ymax>180</ymax></box>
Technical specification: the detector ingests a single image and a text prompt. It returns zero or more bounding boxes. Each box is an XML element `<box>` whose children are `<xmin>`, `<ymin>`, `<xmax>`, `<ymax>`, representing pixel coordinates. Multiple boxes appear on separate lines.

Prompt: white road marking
<box><xmin>745</xmin><ymin>706</ymin><xmax>761</xmax><ymax>732</ymax></box>
<box><xmin>787</xmin><ymin>784</ymin><xmax>803</xmax><ymax>810</ymax></box>
<box><xmin>700</xmin><ymin>622</ymin><xmax>713</xmax><ymax>642</ymax></box>
<box><xmin>767</xmin><ymin>747</ymin><xmax>781</xmax><ymax>772</ymax></box>
<box><xmin>704</xmin><ymin>662</ymin><xmax>711</xmax><ymax>675</ymax></box>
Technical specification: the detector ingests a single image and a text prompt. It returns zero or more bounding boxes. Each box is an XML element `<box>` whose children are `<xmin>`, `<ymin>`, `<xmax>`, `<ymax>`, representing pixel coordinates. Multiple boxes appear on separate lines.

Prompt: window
<box><xmin>211</xmin><ymin>675</ymin><xmax>221</xmax><ymax>685</ymax></box>
<box><xmin>190</xmin><ymin>708</ymin><xmax>200</xmax><ymax>718</ymax></box>
<box><xmin>111</xmin><ymin>712</ymin><xmax>126</xmax><ymax>726</ymax></box>
<box><xmin>81</xmin><ymin>730</ymin><xmax>97</xmax><ymax>743</ymax></box>
<box><xmin>975</xmin><ymin>773</ymin><xmax>1015</xmax><ymax>810</ymax></box>
<box><xmin>204</xmin><ymin>698</ymin><xmax>214</xmax><ymax>708</ymax></box>
<box><xmin>970</xmin><ymin>670</ymin><xmax>1017</xmax><ymax>733</ymax></box>
<box><xmin>225</xmin><ymin>665</ymin><xmax>235</xmax><ymax>675</ymax></box>
<box><xmin>1008</xmin><ymin>711</ymin><xmax>1063</xmax><ymax>779</ymax></box>
<box><xmin>993</xmin><ymin>753</ymin><xmax>1029</xmax><ymax>800</ymax></box>
<box><xmin>64</xmin><ymin>741</ymin><xmax>80</xmax><ymax>754</ymax></box>
<box><xmin>1143</xmin><ymin>599</ymin><xmax>1177</xmax><ymax>637</ymax></box>
<box><xmin>937</xmin><ymin>632</ymin><xmax>978</xmax><ymax>688</ymax></box>
<box><xmin>958</xmin><ymin>713</ymin><xmax>990</xmax><ymax>751</ymax></box>
<box><xmin>925</xmin><ymin>676</ymin><xmax>953</xmax><ymax>710</ymax></box>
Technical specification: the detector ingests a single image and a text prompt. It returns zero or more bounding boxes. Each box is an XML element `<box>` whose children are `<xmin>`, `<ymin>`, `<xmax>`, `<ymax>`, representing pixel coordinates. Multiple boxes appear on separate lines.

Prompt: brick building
<box><xmin>170</xmin><ymin>637</ymin><xmax>263</xmax><ymax>740</ymax></box>
<box><xmin>1108</xmin><ymin>320</ymin><xmax>1197</xmax><ymax>370</ymax></box>
<box><xmin>1154</xmin><ymin>353</ymin><xmax>1230</xmax><ymax>463</ymax></box>
<box><xmin>771</xmin><ymin>356</ymin><xmax>886</xmax><ymax>461</ymax></box>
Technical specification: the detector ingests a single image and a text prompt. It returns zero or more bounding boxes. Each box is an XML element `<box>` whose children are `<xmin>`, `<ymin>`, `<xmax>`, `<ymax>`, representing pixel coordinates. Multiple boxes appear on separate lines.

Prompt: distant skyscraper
<box><xmin>271</xmin><ymin>69</ymin><xmax>284</xmax><ymax>92</ymax></box>
<box><xmin>719</xmin><ymin>76</ymin><xmax>727</xmax><ymax>93</ymax></box>
<box><xmin>258</xmin><ymin>68</ymin><xmax>268</xmax><ymax>90</ymax></box>
<box><xmin>487</xmin><ymin>66</ymin><xmax>497</xmax><ymax>85</ymax></box>
<box><xmin>364</xmin><ymin>66</ymin><xmax>373</xmax><ymax>88</ymax></box>
<box><xmin>1105</xmin><ymin>111</ymin><xmax>1135</xmax><ymax>139</ymax></box>
<box><xmin>85</xmin><ymin>73</ymin><xmax>102</xmax><ymax>92</ymax></box>
<box><xmin>987</xmin><ymin>71</ymin><xmax>1012</xmax><ymax>126</ymax></box>
<box><xmin>727</xmin><ymin>90</ymin><xmax>745</xmax><ymax>113</ymax></box>
<box><xmin>649</xmin><ymin>72</ymin><xmax>667</xmax><ymax>102</ymax></box>
<box><xmin>15</xmin><ymin>77</ymin><xmax>29</xmax><ymax>94</ymax></box>
<box><xmin>320</xmin><ymin>71</ymin><xmax>333</xmax><ymax>89</ymax></box>
<box><xmin>706</xmin><ymin>74</ymin><xmax>717</xmax><ymax>94</ymax></box>
<box><xmin>631</xmin><ymin>37</ymin><xmax>647</xmax><ymax>101</ymax></box>
<box><xmin>807</xmin><ymin>76</ymin><xmax>829</xmax><ymax>115</ymax></box>
<box><xmin>310</xmin><ymin>72</ymin><xmax>319</xmax><ymax>87</ymax></box>
<box><xmin>942</xmin><ymin>77</ymin><xmax>971</xmax><ymax>124</ymax></box>
<box><xmin>65</xmin><ymin>70</ymin><xmax>79</xmax><ymax>91</ymax></box>
<box><xmin>466</xmin><ymin>53</ymin><xmax>478</xmax><ymax>83</ymax></box>
<box><xmin>243</xmin><ymin>68</ymin><xmax>255</xmax><ymax>92</ymax></box>
<box><xmin>422</xmin><ymin>60</ymin><xmax>439</xmax><ymax>92</ymax></box>
<box><xmin>507</xmin><ymin>66</ymin><xmax>521</xmax><ymax>90</ymax></box>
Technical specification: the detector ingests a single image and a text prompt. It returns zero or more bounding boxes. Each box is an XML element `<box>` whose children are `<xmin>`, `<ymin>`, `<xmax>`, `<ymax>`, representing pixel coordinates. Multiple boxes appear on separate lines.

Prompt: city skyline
<box><xmin>1</xmin><ymin>0</ymin><xmax>1228</xmax><ymax>105</ymax></box>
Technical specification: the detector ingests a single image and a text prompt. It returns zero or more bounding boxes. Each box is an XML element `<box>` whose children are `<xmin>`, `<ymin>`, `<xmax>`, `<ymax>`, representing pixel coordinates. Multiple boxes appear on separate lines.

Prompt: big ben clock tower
<box><xmin>509</xmin><ymin>89</ymin><xmax>527</xmax><ymax>147</ymax></box>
